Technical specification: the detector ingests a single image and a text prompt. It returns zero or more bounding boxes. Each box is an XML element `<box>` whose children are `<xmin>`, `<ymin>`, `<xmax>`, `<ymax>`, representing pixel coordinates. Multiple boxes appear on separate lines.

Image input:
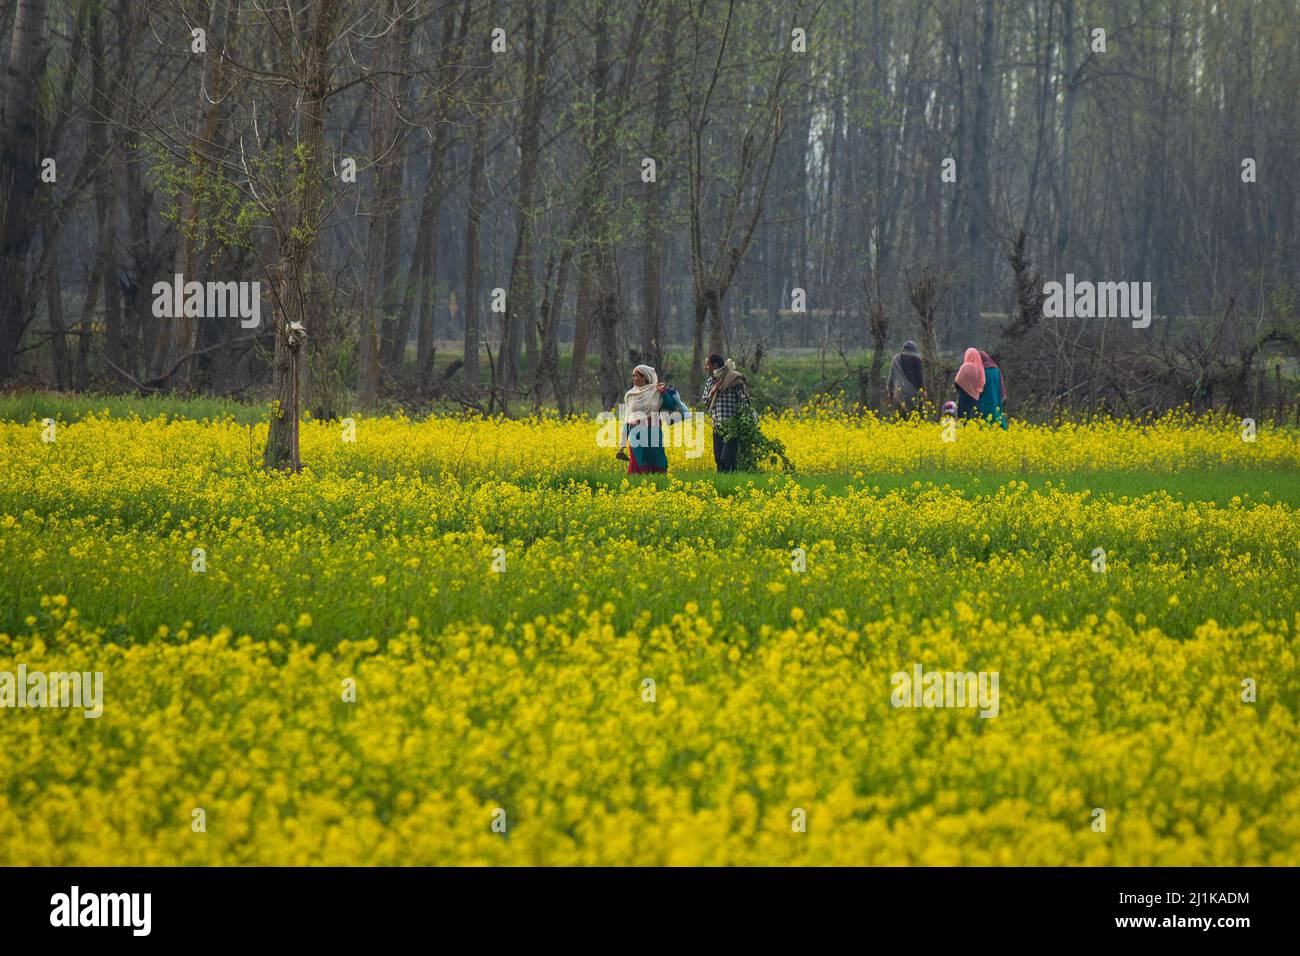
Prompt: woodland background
<box><xmin>2</xmin><ymin>0</ymin><xmax>1298</xmax><ymax>453</ymax></box>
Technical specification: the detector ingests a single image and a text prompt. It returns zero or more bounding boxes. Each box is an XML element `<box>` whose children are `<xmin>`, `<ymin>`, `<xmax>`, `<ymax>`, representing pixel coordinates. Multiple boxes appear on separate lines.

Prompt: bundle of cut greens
<box><xmin>719</xmin><ymin>406</ymin><xmax>794</xmax><ymax>473</ymax></box>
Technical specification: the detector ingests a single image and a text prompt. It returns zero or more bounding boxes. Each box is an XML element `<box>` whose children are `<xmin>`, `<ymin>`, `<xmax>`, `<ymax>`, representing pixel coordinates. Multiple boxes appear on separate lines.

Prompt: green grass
<box><xmin>0</xmin><ymin>390</ymin><xmax>269</xmax><ymax>425</ymax></box>
<box><xmin>540</xmin><ymin>465</ymin><xmax>1300</xmax><ymax>507</ymax></box>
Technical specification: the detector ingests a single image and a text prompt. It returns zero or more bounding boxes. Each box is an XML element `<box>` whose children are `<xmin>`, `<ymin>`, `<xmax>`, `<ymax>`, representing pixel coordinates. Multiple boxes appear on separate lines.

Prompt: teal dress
<box><xmin>956</xmin><ymin>386</ymin><xmax>980</xmax><ymax>420</ymax></box>
<box><xmin>626</xmin><ymin>389</ymin><xmax>685</xmax><ymax>473</ymax></box>
<box><xmin>978</xmin><ymin>367</ymin><xmax>1008</xmax><ymax>428</ymax></box>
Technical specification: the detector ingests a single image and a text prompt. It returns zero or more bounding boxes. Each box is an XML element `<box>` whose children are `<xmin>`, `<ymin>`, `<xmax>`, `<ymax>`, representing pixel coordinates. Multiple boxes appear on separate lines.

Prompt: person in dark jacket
<box><xmin>887</xmin><ymin>341</ymin><xmax>925</xmax><ymax>414</ymax></box>
<box><xmin>700</xmin><ymin>354</ymin><xmax>751</xmax><ymax>473</ymax></box>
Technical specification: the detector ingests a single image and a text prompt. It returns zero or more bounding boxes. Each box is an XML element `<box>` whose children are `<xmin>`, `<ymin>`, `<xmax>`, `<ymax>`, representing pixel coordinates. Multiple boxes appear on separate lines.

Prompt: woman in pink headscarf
<box><xmin>953</xmin><ymin>347</ymin><xmax>985</xmax><ymax>420</ymax></box>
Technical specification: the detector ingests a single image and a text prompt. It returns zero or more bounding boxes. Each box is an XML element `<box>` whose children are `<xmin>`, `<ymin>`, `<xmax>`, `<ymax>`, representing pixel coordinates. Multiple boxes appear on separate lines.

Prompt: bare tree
<box><xmin>0</xmin><ymin>0</ymin><xmax>51</xmax><ymax>380</ymax></box>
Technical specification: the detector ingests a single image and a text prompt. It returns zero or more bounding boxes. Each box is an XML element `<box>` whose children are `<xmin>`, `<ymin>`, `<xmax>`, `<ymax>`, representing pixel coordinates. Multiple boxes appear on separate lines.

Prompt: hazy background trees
<box><xmin>3</xmin><ymin>0</ymin><xmax>1298</xmax><ymax>429</ymax></box>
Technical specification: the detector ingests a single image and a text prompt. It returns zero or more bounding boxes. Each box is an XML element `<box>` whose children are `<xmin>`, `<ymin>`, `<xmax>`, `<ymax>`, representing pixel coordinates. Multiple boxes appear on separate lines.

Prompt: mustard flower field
<box><xmin>2</xmin><ymin>404</ymin><xmax>1298</xmax><ymax>864</ymax></box>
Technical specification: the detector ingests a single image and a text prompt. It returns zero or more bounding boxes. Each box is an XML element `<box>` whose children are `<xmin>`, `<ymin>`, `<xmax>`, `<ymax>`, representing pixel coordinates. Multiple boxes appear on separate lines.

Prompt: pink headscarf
<box><xmin>954</xmin><ymin>347</ymin><xmax>985</xmax><ymax>400</ymax></box>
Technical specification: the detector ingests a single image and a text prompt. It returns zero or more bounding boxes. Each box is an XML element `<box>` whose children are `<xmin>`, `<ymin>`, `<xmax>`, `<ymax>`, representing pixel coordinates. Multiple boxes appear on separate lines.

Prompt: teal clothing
<box><xmin>626</xmin><ymin>389</ymin><xmax>685</xmax><ymax>472</ymax></box>
<box><xmin>956</xmin><ymin>386</ymin><xmax>980</xmax><ymax>420</ymax></box>
<box><xmin>978</xmin><ymin>367</ymin><xmax>1008</xmax><ymax>428</ymax></box>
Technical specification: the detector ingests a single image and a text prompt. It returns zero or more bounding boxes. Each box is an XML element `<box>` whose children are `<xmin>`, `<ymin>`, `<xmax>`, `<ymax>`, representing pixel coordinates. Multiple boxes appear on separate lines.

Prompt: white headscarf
<box><xmin>624</xmin><ymin>364</ymin><xmax>662</xmax><ymax>421</ymax></box>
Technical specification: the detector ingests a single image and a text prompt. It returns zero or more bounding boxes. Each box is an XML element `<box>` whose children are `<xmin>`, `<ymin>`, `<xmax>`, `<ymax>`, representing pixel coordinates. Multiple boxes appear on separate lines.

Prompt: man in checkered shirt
<box><xmin>700</xmin><ymin>353</ymin><xmax>752</xmax><ymax>473</ymax></box>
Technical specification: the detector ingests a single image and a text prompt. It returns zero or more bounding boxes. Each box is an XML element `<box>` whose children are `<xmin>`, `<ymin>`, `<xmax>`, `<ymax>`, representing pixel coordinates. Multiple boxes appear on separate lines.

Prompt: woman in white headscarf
<box><xmin>620</xmin><ymin>364</ymin><xmax>686</xmax><ymax>474</ymax></box>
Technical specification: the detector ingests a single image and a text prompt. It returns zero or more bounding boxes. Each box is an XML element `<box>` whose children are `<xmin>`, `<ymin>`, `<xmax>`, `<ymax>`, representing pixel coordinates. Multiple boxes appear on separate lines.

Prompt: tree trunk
<box><xmin>376</xmin><ymin>13</ymin><xmax>414</xmax><ymax>370</ymax></box>
<box><xmin>170</xmin><ymin>0</ymin><xmax>237</xmax><ymax>389</ymax></box>
<box><xmin>409</xmin><ymin>142</ymin><xmax>448</xmax><ymax>385</ymax></box>
<box><xmin>358</xmin><ymin>63</ymin><xmax>391</xmax><ymax>405</ymax></box>
<box><xmin>641</xmin><ymin>11</ymin><xmax>676</xmax><ymax>372</ymax></box>
<box><xmin>87</xmin><ymin>6</ymin><xmax>126</xmax><ymax>379</ymax></box>
<box><xmin>961</xmin><ymin>0</ymin><xmax>997</xmax><ymax>346</ymax></box>
<box><xmin>43</xmin><ymin>222</ymin><xmax>68</xmax><ymax>389</ymax></box>
<box><xmin>535</xmin><ymin>229</ymin><xmax>576</xmax><ymax>411</ymax></box>
<box><xmin>0</xmin><ymin>0</ymin><xmax>50</xmax><ymax>381</ymax></box>
<box><xmin>690</xmin><ymin>291</ymin><xmax>710</xmax><ymax>378</ymax></box>
<box><xmin>502</xmin><ymin>2</ymin><xmax>556</xmax><ymax>390</ymax></box>
<box><xmin>1056</xmin><ymin>0</ymin><xmax>1075</xmax><ymax>259</ymax></box>
<box><xmin>263</xmin><ymin>0</ymin><xmax>340</xmax><ymax>470</ymax></box>
<box><xmin>867</xmin><ymin>298</ymin><xmax>888</xmax><ymax>410</ymax></box>
<box><xmin>567</xmin><ymin>241</ymin><xmax>596</xmax><ymax>402</ymax></box>
<box><xmin>595</xmin><ymin>248</ymin><xmax>622</xmax><ymax>409</ymax></box>
<box><xmin>113</xmin><ymin>0</ymin><xmax>154</xmax><ymax>383</ymax></box>
<box><xmin>463</xmin><ymin>116</ymin><xmax>488</xmax><ymax>388</ymax></box>
<box><xmin>409</xmin><ymin>0</ymin><xmax>471</xmax><ymax>381</ymax></box>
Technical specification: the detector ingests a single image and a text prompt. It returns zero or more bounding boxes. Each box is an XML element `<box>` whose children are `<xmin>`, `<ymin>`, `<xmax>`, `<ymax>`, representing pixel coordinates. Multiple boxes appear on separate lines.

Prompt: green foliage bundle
<box><xmin>719</xmin><ymin>405</ymin><xmax>795</xmax><ymax>473</ymax></box>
